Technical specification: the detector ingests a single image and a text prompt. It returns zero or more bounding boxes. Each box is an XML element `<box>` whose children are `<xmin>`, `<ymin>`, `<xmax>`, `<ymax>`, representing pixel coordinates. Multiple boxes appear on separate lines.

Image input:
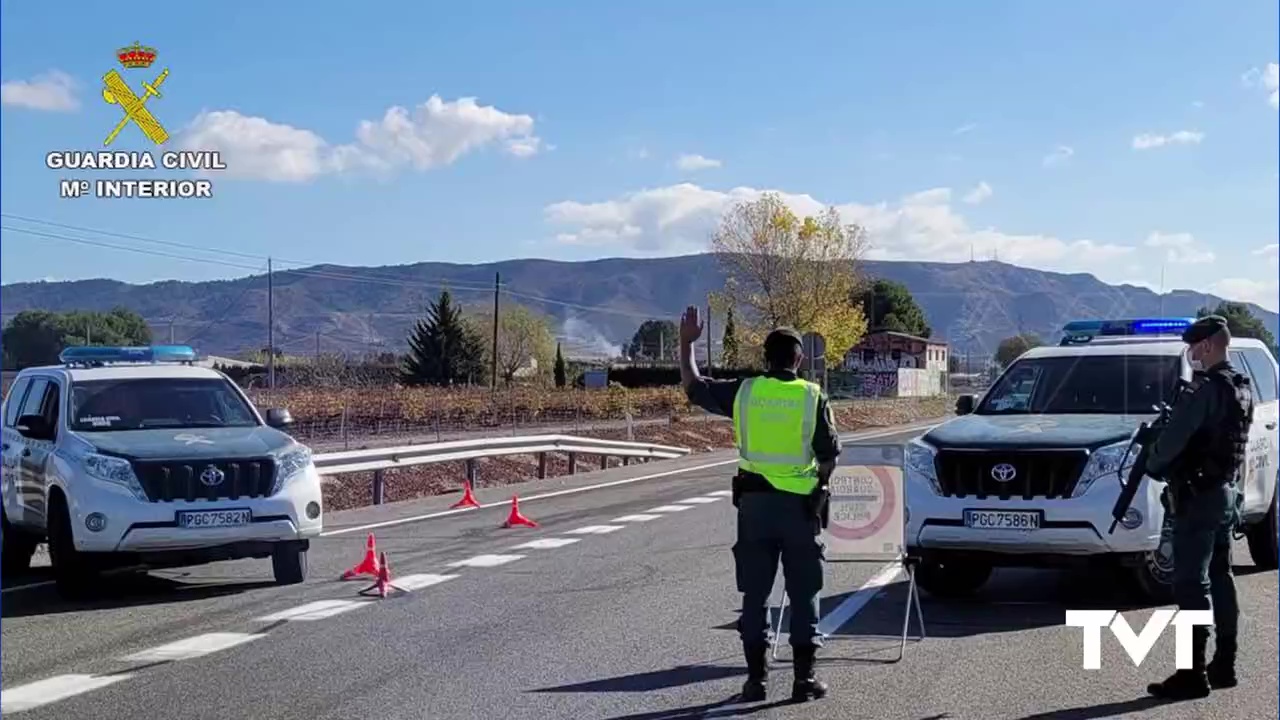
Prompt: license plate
<box><xmin>177</xmin><ymin>509</ymin><xmax>251</xmax><ymax>529</ymax></box>
<box><xmin>963</xmin><ymin>509</ymin><xmax>1042</xmax><ymax>530</ymax></box>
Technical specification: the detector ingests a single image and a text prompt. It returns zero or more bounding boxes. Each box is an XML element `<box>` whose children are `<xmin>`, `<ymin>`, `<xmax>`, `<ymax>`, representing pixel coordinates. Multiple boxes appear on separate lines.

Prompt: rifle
<box><xmin>1108</xmin><ymin>378</ymin><xmax>1190</xmax><ymax>534</ymax></box>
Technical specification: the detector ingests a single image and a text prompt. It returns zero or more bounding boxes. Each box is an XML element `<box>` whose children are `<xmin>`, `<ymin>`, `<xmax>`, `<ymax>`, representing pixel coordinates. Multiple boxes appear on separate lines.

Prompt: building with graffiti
<box><xmin>831</xmin><ymin>330</ymin><xmax>950</xmax><ymax>398</ymax></box>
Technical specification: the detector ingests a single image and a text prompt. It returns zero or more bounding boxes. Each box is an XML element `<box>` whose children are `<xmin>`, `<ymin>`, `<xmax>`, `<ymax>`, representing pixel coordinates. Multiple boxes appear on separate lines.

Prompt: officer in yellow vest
<box><xmin>678</xmin><ymin>306</ymin><xmax>841</xmax><ymax>704</ymax></box>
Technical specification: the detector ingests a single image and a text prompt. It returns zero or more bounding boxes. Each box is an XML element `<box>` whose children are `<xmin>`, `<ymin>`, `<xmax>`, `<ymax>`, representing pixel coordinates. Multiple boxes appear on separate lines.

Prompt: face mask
<box><xmin>1190</xmin><ymin>358</ymin><xmax>1204</xmax><ymax>372</ymax></box>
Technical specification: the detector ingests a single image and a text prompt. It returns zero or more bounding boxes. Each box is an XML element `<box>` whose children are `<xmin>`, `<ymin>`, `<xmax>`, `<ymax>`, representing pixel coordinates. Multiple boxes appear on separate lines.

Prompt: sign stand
<box><xmin>768</xmin><ymin>444</ymin><xmax>926</xmax><ymax>663</ymax></box>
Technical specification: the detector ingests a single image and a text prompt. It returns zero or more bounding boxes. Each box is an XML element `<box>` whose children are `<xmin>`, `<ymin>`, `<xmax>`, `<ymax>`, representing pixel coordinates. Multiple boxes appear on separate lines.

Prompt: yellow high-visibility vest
<box><xmin>731</xmin><ymin>376</ymin><xmax>821</xmax><ymax>495</ymax></box>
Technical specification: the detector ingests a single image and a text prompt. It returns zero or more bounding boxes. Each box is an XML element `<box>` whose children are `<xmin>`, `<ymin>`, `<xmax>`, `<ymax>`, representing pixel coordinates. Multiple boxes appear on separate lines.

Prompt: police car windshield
<box><xmin>977</xmin><ymin>355</ymin><xmax>1182</xmax><ymax>415</ymax></box>
<box><xmin>70</xmin><ymin>378</ymin><xmax>259</xmax><ymax>432</ymax></box>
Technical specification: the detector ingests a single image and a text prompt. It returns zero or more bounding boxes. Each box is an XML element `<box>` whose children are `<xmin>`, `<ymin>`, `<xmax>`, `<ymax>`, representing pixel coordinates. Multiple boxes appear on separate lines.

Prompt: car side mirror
<box><xmin>955</xmin><ymin>394</ymin><xmax>976</xmax><ymax>416</ymax></box>
<box><xmin>265</xmin><ymin>408</ymin><xmax>294</xmax><ymax>429</ymax></box>
<box><xmin>16</xmin><ymin>414</ymin><xmax>52</xmax><ymax>440</ymax></box>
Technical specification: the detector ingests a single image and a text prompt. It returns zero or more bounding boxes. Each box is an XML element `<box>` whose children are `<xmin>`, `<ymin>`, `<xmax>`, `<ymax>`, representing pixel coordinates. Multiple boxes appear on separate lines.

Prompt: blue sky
<box><xmin>1</xmin><ymin>1</ymin><xmax>1277</xmax><ymax>311</ymax></box>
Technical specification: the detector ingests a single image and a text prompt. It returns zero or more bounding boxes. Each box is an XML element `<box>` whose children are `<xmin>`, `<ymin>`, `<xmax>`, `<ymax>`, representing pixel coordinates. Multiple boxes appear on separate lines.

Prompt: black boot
<box><xmin>1147</xmin><ymin>627</ymin><xmax>1210</xmax><ymax>701</ymax></box>
<box><xmin>738</xmin><ymin>643</ymin><xmax>768</xmax><ymax>703</ymax></box>
<box><xmin>790</xmin><ymin>645</ymin><xmax>828</xmax><ymax>702</ymax></box>
<box><xmin>1208</xmin><ymin>639</ymin><xmax>1238</xmax><ymax>689</ymax></box>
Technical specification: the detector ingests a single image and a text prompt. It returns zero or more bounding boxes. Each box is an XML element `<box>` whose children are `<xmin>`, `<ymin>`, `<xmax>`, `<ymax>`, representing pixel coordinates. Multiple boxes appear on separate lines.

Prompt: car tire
<box><xmin>271</xmin><ymin>541</ymin><xmax>308</xmax><ymax>585</ymax></box>
<box><xmin>47</xmin><ymin>496</ymin><xmax>96</xmax><ymax>599</ymax></box>
<box><xmin>1245</xmin><ymin>484</ymin><xmax>1278</xmax><ymax>571</ymax></box>
<box><xmin>915</xmin><ymin>555</ymin><xmax>992</xmax><ymax>598</ymax></box>
<box><xmin>1</xmin><ymin>508</ymin><xmax>40</xmax><ymax>574</ymax></box>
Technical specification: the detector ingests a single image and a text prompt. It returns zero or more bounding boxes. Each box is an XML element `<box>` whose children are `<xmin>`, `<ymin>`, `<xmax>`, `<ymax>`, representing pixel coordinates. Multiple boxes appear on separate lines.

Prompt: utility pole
<box><xmin>169</xmin><ymin>318</ymin><xmax>175</xmax><ymax>344</ymax></box>
<box><xmin>659</xmin><ymin>330</ymin><xmax>665</xmax><ymax>363</ymax></box>
<box><xmin>706</xmin><ymin>302</ymin><xmax>713</xmax><ymax>369</ymax></box>
<box><xmin>491</xmin><ymin>271</ymin><xmax>500</xmax><ymax>390</ymax></box>
<box><xmin>315</xmin><ymin>330</ymin><xmax>321</xmax><ymax>360</ymax></box>
<box><xmin>267</xmin><ymin>257</ymin><xmax>275</xmax><ymax>390</ymax></box>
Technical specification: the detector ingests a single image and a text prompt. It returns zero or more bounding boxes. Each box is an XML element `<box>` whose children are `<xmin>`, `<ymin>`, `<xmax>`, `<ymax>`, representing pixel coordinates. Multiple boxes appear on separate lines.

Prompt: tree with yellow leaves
<box><xmin>709</xmin><ymin>193</ymin><xmax>869</xmax><ymax>364</ymax></box>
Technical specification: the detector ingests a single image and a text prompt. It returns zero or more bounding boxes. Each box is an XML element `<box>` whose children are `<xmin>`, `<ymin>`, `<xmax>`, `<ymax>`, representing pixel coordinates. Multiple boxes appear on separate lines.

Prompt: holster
<box><xmin>807</xmin><ymin>485</ymin><xmax>831</xmax><ymax>531</ymax></box>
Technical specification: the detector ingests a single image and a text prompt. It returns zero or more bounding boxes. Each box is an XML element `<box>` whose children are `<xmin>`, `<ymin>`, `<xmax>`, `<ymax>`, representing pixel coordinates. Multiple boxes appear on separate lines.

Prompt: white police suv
<box><xmin>905</xmin><ymin>318</ymin><xmax>1279</xmax><ymax>601</ymax></box>
<box><xmin>1</xmin><ymin>345</ymin><xmax>324</xmax><ymax>597</ymax></box>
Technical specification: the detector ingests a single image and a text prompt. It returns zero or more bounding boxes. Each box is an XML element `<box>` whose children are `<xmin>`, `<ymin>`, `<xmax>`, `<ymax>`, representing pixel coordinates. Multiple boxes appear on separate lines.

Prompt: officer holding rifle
<box><xmin>1141</xmin><ymin>315</ymin><xmax>1253</xmax><ymax>700</ymax></box>
<box><xmin>677</xmin><ymin>306</ymin><xmax>840</xmax><ymax>704</ymax></box>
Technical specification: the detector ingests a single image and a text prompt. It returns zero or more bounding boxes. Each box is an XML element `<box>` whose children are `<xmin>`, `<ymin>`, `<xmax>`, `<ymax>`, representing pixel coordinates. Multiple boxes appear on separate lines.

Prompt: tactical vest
<box><xmin>1190</xmin><ymin>366</ymin><xmax>1253</xmax><ymax>485</ymax></box>
<box><xmin>731</xmin><ymin>376</ymin><xmax>821</xmax><ymax>495</ymax></box>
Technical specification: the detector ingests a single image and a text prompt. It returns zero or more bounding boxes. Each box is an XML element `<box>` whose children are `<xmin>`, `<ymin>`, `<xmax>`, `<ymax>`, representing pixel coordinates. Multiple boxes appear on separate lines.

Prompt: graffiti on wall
<box><xmin>830</xmin><ymin>371</ymin><xmax>899</xmax><ymax>398</ymax></box>
<box><xmin>829</xmin><ymin>369</ymin><xmax>946</xmax><ymax>399</ymax></box>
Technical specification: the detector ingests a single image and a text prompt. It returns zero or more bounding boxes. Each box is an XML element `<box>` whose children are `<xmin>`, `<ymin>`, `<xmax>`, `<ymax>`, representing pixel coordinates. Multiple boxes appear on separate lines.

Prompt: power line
<box><xmin>0</xmin><ymin>216</ymin><xmax>499</xmax><ymax>293</ymax></box>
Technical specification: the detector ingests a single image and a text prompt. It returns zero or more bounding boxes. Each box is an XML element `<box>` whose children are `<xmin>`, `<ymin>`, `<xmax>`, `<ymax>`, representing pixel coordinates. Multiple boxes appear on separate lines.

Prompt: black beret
<box><xmin>764</xmin><ymin>327</ymin><xmax>803</xmax><ymax>351</ymax></box>
<box><xmin>1181</xmin><ymin>315</ymin><xmax>1228</xmax><ymax>344</ymax></box>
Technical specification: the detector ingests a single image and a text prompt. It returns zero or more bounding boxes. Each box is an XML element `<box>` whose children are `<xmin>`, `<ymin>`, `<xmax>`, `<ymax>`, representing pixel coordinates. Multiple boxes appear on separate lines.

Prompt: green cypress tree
<box><xmin>553</xmin><ymin>342</ymin><xmax>567</xmax><ymax>388</ymax></box>
<box><xmin>402</xmin><ymin>290</ymin><xmax>486</xmax><ymax>386</ymax></box>
<box><xmin>721</xmin><ymin>306</ymin><xmax>741</xmax><ymax>368</ymax></box>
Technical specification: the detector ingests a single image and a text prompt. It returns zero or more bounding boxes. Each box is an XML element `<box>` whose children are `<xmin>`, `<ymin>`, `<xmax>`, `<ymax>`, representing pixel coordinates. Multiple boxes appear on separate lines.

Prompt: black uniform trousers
<box><xmin>1171</xmin><ymin>481</ymin><xmax>1240</xmax><ymax>662</ymax></box>
<box><xmin>733</xmin><ymin>487</ymin><xmax>826</xmax><ymax>653</ymax></box>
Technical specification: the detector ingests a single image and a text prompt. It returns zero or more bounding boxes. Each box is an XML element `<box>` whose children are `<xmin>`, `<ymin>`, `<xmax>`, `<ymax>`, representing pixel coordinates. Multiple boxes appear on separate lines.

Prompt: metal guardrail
<box><xmin>312</xmin><ymin>434</ymin><xmax>692</xmax><ymax>505</ymax></box>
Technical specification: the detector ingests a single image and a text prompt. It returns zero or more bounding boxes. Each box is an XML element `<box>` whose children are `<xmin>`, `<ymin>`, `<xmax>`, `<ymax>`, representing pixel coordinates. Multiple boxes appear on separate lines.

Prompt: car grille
<box><xmin>131</xmin><ymin>458</ymin><xmax>278</xmax><ymax>503</ymax></box>
<box><xmin>934</xmin><ymin>449</ymin><xmax>1089</xmax><ymax>499</ymax></box>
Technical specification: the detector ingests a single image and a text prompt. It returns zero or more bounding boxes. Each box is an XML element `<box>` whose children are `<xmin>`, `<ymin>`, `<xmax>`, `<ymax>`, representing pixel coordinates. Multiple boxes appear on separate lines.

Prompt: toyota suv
<box><xmin>904</xmin><ymin>318</ymin><xmax>1278</xmax><ymax>601</ymax></box>
<box><xmin>1</xmin><ymin>345</ymin><xmax>324</xmax><ymax>597</ymax></box>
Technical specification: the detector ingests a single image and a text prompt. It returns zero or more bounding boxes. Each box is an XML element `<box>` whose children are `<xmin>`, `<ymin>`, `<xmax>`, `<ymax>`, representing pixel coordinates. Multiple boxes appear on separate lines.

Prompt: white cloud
<box><xmin>962</xmin><ymin>181</ymin><xmax>993</xmax><ymax>205</ymax></box>
<box><xmin>675</xmin><ymin>153</ymin><xmax>722</xmax><ymax>172</ymax></box>
<box><xmin>177</xmin><ymin>95</ymin><xmax>542</xmax><ymax>182</ymax></box>
<box><xmin>544</xmin><ymin>182</ymin><xmax>1134</xmax><ymax>275</ymax></box>
<box><xmin>1042</xmin><ymin>145</ymin><xmax>1074</xmax><ymax>168</ymax></box>
<box><xmin>1254</xmin><ymin>242</ymin><xmax>1280</xmax><ymax>269</ymax></box>
<box><xmin>953</xmin><ymin>123</ymin><xmax>977</xmax><ymax>135</ymax></box>
<box><xmin>1208</xmin><ymin>278</ymin><xmax>1279</xmax><ymax>313</ymax></box>
<box><xmin>1191</xmin><ymin>100</ymin><xmax>1204</xmax><ymax>109</ymax></box>
<box><xmin>1242</xmin><ymin>63</ymin><xmax>1279</xmax><ymax>109</ymax></box>
<box><xmin>1144</xmin><ymin>232</ymin><xmax>1216</xmax><ymax>265</ymax></box>
<box><xmin>1132</xmin><ymin>130</ymin><xmax>1204</xmax><ymax>150</ymax></box>
<box><xmin>0</xmin><ymin>70</ymin><xmax>77</xmax><ymax>111</ymax></box>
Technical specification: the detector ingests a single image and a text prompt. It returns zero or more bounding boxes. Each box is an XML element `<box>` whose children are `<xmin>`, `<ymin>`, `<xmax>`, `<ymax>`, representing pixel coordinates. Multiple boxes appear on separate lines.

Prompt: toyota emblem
<box><xmin>990</xmin><ymin>463</ymin><xmax>1017</xmax><ymax>483</ymax></box>
<box><xmin>199</xmin><ymin>465</ymin><xmax>226</xmax><ymax>487</ymax></box>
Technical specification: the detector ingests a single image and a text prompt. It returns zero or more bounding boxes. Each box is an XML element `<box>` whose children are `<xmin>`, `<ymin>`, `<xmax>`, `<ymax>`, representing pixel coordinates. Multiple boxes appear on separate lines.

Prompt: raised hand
<box><xmin>679</xmin><ymin>305</ymin><xmax>703</xmax><ymax>344</ymax></box>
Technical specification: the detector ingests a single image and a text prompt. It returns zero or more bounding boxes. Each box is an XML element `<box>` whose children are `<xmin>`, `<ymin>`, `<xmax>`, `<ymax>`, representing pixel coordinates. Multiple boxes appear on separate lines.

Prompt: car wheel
<box><xmin>915</xmin><ymin>555</ymin><xmax>992</xmax><ymax>598</ymax></box>
<box><xmin>1245</xmin><ymin>485</ymin><xmax>1279</xmax><ymax>571</ymax></box>
<box><xmin>47</xmin><ymin>496</ymin><xmax>96</xmax><ymax>599</ymax></box>
<box><xmin>271</xmin><ymin>541</ymin><xmax>308</xmax><ymax>585</ymax></box>
<box><xmin>1132</xmin><ymin>512</ymin><xmax>1176</xmax><ymax>603</ymax></box>
<box><xmin>1</xmin><ymin>508</ymin><xmax>40</xmax><ymax>574</ymax></box>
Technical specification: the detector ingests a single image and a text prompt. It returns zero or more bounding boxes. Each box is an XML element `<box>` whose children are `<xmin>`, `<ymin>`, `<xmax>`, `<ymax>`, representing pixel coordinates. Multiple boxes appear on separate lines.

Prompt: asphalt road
<box><xmin>3</xmin><ymin>419</ymin><xmax>1277</xmax><ymax>720</ymax></box>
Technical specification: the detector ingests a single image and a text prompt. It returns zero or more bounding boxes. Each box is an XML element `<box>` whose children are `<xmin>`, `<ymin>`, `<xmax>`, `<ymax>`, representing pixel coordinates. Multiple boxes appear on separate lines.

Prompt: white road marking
<box><xmin>120</xmin><ymin>632</ymin><xmax>264</xmax><ymax>663</ymax></box>
<box><xmin>394</xmin><ymin>573</ymin><xmax>460</xmax><ymax>590</ymax></box>
<box><xmin>318</xmin><ymin>422</ymin><xmax>936</xmax><ymax>538</ymax></box>
<box><xmin>677</xmin><ymin>496</ymin><xmax>721</xmax><ymax>504</ymax></box>
<box><xmin>646</xmin><ymin>505</ymin><xmax>693</xmax><ymax>513</ymax></box>
<box><xmin>255</xmin><ymin>600</ymin><xmax>367</xmax><ymax>622</ymax></box>
<box><xmin>565</xmin><ymin>525</ymin><xmax>624</xmax><ymax>535</ymax></box>
<box><xmin>0</xmin><ymin>580</ymin><xmax>54</xmax><ymax>595</ymax></box>
<box><xmin>612</xmin><ymin>513</ymin><xmax>662</xmax><ymax>522</ymax></box>
<box><xmin>447</xmin><ymin>554</ymin><xmax>525</xmax><ymax>568</ymax></box>
<box><xmin>512</xmin><ymin>538</ymin><xmax>581</xmax><ymax>549</ymax></box>
<box><xmin>0</xmin><ymin>673</ymin><xmax>134</xmax><ymax>714</ymax></box>
<box><xmin>707</xmin><ymin>490</ymin><xmax>734</xmax><ymax>497</ymax></box>
<box><xmin>815</xmin><ymin>562</ymin><xmax>904</xmax><ymax>637</ymax></box>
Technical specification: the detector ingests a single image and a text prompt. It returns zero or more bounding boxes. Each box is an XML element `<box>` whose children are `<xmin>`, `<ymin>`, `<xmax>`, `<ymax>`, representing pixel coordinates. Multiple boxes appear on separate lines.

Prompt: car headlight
<box><xmin>906</xmin><ymin>438</ymin><xmax>943</xmax><ymax>494</ymax></box>
<box><xmin>271</xmin><ymin>446</ymin><xmax>313</xmax><ymax>495</ymax></box>
<box><xmin>1073</xmin><ymin>441</ymin><xmax>1138</xmax><ymax>497</ymax></box>
<box><xmin>83</xmin><ymin>453</ymin><xmax>148</xmax><ymax>501</ymax></box>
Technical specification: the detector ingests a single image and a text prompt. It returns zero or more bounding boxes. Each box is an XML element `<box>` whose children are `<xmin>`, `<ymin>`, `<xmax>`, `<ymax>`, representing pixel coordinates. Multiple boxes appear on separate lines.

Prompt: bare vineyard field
<box><xmin>299</xmin><ymin>388</ymin><xmax>954</xmax><ymax>511</ymax></box>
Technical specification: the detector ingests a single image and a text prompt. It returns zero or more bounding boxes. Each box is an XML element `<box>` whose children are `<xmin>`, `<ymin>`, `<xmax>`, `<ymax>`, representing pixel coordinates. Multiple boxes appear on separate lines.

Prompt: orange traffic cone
<box><xmin>341</xmin><ymin>533</ymin><xmax>381</xmax><ymax>580</ymax></box>
<box><xmin>450</xmin><ymin>481</ymin><xmax>481</xmax><ymax>509</ymax></box>
<box><xmin>502</xmin><ymin>495</ymin><xmax>538</xmax><ymax>528</ymax></box>
<box><xmin>357</xmin><ymin>552</ymin><xmax>404</xmax><ymax>599</ymax></box>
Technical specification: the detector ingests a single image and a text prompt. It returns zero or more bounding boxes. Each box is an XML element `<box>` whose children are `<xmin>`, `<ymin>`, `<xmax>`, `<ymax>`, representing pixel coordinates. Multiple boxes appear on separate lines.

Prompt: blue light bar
<box><xmin>1059</xmin><ymin>318</ymin><xmax>1194</xmax><ymax>345</ymax></box>
<box><xmin>59</xmin><ymin>345</ymin><xmax>198</xmax><ymax>365</ymax></box>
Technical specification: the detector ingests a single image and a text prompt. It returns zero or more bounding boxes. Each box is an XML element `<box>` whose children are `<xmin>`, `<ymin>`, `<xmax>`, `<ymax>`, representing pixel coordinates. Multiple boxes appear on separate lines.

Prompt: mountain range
<box><xmin>2</xmin><ymin>254</ymin><xmax>1275</xmax><ymax>360</ymax></box>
